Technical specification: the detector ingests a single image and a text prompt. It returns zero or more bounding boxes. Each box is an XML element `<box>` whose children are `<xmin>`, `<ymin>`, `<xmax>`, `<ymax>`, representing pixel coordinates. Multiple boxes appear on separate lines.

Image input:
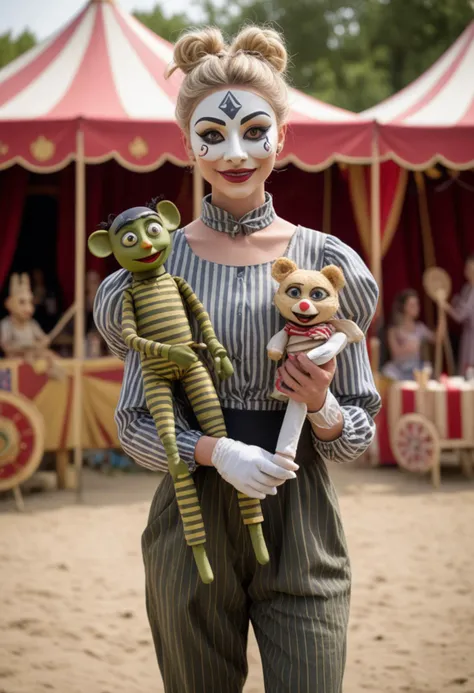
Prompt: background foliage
<box><xmin>1</xmin><ymin>0</ymin><xmax>473</xmax><ymax>110</ymax></box>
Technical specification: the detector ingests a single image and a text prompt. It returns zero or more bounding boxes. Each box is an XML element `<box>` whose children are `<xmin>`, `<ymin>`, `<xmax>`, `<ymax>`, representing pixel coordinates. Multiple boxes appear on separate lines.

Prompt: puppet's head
<box><xmin>271</xmin><ymin>258</ymin><xmax>345</xmax><ymax>327</ymax></box>
<box><xmin>5</xmin><ymin>273</ymin><xmax>35</xmax><ymax>323</ymax></box>
<box><xmin>88</xmin><ymin>198</ymin><xmax>181</xmax><ymax>273</ymax></box>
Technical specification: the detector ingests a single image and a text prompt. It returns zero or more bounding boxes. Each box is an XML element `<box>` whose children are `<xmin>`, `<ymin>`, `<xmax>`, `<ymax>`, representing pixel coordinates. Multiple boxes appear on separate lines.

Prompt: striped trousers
<box><xmin>142</xmin><ymin>411</ymin><xmax>351</xmax><ymax>693</ymax></box>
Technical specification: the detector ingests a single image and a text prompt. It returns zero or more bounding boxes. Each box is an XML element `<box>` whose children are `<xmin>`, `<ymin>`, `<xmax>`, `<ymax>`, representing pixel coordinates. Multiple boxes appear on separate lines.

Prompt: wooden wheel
<box><xmin>393</xmin><ymin>413</ymin><xmax>440</xmax><ymax>474</ymax></box>
<box><xmin>0</xmin><ymin>391</ymin><xmax>44</xmax><ymax>491</ymax></box>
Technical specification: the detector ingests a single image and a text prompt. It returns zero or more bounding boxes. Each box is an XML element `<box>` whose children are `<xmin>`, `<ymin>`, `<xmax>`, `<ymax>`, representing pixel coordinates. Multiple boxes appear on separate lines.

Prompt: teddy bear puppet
<box><xmin>267</xmin><ymin>258</ymin><xmax>364</xmax><ymax>465</ymax></box>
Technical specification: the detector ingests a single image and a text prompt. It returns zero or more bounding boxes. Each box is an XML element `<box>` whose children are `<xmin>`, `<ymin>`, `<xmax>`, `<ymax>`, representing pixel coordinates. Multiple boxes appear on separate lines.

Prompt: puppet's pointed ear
<box><xmin>157</xmin><ymin>200</ymin><xmax>181</xmax><ymax>232</ymax></box>
<box><xmin>88</xmin><ymin>230</ymin><xmax>113</xmax><ymax>258</ymax></box>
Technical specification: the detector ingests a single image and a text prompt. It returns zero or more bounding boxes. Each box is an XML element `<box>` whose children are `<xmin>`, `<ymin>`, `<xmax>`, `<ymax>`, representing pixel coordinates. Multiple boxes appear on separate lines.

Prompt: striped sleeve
<box><xmin>93</xmin><ymin>269</ymin><xmax>202</xmax><ymax>473</ymax></box>
<box><xmin>311</xmin><ymin>235</ymin><xmax>382</xmax><ymax>463</ymax></box>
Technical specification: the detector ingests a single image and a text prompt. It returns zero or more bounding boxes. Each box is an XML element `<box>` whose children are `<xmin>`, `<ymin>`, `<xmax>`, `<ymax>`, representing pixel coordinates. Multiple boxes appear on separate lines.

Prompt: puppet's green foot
<box><xmin>248</xmin><ymin>524</ymin><xmax>270</xmax><ymax>565</ymax></box>
<box><xmin>192</xmin><ymin>545</ymin><xmax>214</xmax><ymax>584</ymax></box>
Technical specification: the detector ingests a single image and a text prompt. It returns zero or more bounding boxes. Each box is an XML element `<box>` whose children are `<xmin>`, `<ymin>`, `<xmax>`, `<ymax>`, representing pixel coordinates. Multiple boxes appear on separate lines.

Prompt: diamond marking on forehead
<box><xmin>218</xmin><ymin>91</ymin><xmax>242</xmax><ymax>120</ymax></box>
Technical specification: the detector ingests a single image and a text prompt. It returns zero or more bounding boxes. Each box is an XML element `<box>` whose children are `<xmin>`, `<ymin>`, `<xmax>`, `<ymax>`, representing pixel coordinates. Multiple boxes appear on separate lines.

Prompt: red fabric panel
<box><xmin>446</xmin><ymin>384</ymin><xmax>462</xmax><ymax>439</ymax></box>
<box><xmin>401</xmin><ymin>387</ymin><xmax>415</xmax><ymax>414</ymax></box>
<box><xmin>0</xmin><ymin>166</ymin><xmax>29</xmax><ymax>289</ymax></box>
<box><xmin>18</xmin><ymin>363</ymin><xmax>47</xmax><ymax>400</ymax></box>
<box><xmin>379</xmin><ymin>125</ymin><xmax>474</xmax><ymax>169</ymax></box>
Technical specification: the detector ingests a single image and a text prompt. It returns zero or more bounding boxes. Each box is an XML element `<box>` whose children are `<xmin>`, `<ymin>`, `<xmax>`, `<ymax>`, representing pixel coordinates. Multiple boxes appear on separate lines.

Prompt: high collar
<box><xmin>200</xmin><ymin>192</ymin><xmax>276</xmax><ymax>238</ymax></box>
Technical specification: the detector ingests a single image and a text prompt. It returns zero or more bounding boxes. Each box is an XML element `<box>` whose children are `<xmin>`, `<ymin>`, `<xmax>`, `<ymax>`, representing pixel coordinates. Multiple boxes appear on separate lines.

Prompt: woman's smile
<box><xmin>217</xmin><ymin>168</ymin><xmax>256</xmax><ymax>183</ymax></box>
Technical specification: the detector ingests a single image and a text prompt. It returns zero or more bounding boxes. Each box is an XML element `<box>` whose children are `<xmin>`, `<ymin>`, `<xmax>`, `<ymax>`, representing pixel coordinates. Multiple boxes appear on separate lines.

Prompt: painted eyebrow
<box><xmin>194</xmin><ymin>116</ymin><xmax>226</xmax><ymax>127</ymax></box>
<box><xmin>115</xmin><ymin>214</ymin><xmax>157</xmax><ymax>235</ymax></box>
<box><xmin>288</xmin><ymin>282</ymin><xmax>304</xmax><ymax>287</ymax></box>
<box><xmin>240</xmin><ymin>110</ymin><xmax>271</xmax><ymax>125</ymax></box>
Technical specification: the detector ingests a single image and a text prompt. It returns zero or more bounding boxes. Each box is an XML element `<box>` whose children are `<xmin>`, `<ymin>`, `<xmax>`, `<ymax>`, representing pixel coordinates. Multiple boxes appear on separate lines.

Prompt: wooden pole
<box><xmin>370</xmin><ymin>128</ymin><xmax>383</xmax><ymax>326</ymax></box>
<box><xmin>73</xmin><ymin>129</ymin><xmax>86</xmax><ymax>501</ymax></box>
<box><xmin>192</xmin><ymin>165</ymin><xmax>204</xmax><ymax>219</ymax></box>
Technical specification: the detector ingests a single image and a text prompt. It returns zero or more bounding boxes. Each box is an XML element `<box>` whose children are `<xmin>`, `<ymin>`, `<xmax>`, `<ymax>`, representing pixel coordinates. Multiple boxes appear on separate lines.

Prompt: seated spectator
<box><xmin>382</xmin><ymin>289</ymin><xmax>436</xmax><ymax>381</ymax></box>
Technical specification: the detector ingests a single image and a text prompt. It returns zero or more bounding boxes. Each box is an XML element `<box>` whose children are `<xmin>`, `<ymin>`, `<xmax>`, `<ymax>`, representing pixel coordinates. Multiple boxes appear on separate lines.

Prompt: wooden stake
<box><xmin>13</xmin><ymin>485</ymin><xmax>25</xmax><ymax>512</ymax></box>
<box><xmin>192</xmin><ymin>165</ymin><xmax>204</xmax><ymax>220</ymax></box>
<box><xmin>73</xmin><ymin>129</ymin><xmax>86</xmax><ymax>501</ymax></box>
<box><xmin>48</xmin><ymin>303</ymin><xmax>76</xmax><ymax>344</ymax></box>
<box><xmin>370</xmin><ymin>130</ymin><xmax>383</xmax><ymax>314</ymax></box>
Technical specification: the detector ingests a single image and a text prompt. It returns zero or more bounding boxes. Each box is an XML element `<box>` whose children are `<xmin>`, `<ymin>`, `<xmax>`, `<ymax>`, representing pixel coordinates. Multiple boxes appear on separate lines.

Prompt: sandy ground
<box><xmin>1</xmin><ymin>462</ymin><xmax>474</xmax><ymax>693</ymax></box>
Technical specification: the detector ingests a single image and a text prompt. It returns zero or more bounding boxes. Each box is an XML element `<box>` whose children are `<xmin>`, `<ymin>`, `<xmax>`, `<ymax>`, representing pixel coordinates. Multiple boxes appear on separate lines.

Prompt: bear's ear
<box><xmin>320</xmin><ymin>265</ymin><xmax>345</xmax><ymax>291</ymax></box>
<box><xmin>271</xmin><ymin>258</ymin><xmax>298</xmax><ymax>283</ymax></box>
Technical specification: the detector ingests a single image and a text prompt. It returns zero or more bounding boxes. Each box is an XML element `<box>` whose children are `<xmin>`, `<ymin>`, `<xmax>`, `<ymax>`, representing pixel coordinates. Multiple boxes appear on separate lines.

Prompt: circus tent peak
<box><xmin>0</xmin><ymin>0</ymin><xmax>373</xmax><ymax>171</ymax></box>
<box><xmin>361</xmin><ymin>21</ymin><xmax>474</xmax><ymax>169</ymax></box>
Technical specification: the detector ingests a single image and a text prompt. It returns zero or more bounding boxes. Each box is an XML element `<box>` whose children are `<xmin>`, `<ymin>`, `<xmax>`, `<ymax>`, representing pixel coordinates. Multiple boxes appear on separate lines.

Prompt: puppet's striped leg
<box><xmin>182</xmin><ymin>361</ymin><xmax>269</xmax><ymax>565</ymax></box>
<box><xmin>142</xmin><ymin>366</ymin><xmax>213</xmax><ymax>584</ymax></box>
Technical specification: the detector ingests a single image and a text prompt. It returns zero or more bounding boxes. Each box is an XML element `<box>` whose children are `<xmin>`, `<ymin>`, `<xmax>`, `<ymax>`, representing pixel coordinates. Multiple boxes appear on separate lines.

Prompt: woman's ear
<box><xmin>184</xmin><ymin>135</ymin><xmax>195</xmax><ymax>162</ymax></box>
<box><xmin>277</xmin><ymin>124</ymin><xmax>287</xmax><ymax>155</ymax></box>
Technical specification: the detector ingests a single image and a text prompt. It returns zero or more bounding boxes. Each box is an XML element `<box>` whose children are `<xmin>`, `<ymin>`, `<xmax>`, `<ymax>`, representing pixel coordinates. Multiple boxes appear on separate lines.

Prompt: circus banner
<box><xmin>0</xmin><ymin>357</ymin><xmax>124</xmax><ymax>451</ymax></box>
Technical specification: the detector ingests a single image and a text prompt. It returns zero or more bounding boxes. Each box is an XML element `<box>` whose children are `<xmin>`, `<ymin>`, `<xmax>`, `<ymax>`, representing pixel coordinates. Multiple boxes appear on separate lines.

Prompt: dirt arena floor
<box><xmin>1</xmin><ymin>461</ymin><xmax>473</xmax><ymax>693</ymax></box>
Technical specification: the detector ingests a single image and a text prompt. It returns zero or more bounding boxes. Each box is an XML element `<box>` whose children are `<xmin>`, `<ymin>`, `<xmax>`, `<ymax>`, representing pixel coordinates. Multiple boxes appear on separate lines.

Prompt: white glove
<box><xmin>211</xmin><ymin>437</ymin><xmax>298</xmax><ymax>499</ymax></box>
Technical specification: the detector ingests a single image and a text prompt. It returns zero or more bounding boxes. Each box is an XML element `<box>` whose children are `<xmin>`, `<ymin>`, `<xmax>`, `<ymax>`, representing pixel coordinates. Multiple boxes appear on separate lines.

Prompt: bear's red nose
<box><xmin>299</xmin><ymin>301</ymin><xmax>310</xmax><ymax>312</ymax></box>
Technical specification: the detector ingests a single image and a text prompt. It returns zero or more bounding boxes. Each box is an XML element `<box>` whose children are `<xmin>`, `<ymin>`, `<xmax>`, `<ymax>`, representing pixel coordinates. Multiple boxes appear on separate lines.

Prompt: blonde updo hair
<box><xmin>167</xmin><ymin>26</ymin><xmax>290</xmax><ymax>133</ymax></box>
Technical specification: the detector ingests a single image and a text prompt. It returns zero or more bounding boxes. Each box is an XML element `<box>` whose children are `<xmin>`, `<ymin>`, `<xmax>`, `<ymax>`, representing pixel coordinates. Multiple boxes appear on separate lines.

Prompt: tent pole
<box><xmin>73</xmin><ymin>128</ymin><xmax>86</xmax><ymax>501</ymax></box>
<box><xmin>192</xmin><ymin>164</ymin><xmax>204</xmax><ymax>219</ymax></box>
<box><xmin>370</xmin><ymin>127</ymin><xmax>383</xmax><ymax>316</ymax></box>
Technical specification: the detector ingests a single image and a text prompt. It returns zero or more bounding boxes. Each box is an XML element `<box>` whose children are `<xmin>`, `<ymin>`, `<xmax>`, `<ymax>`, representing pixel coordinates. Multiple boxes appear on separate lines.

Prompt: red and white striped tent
<box><xmin>0</xmin><ymin>0</ymin><xmax>372</xmax><ymax>173</ymax></box>
<box><xmin>362</xmin><ymin>21</ymin><xmax>474</xmax><ymax>169</ymax></box>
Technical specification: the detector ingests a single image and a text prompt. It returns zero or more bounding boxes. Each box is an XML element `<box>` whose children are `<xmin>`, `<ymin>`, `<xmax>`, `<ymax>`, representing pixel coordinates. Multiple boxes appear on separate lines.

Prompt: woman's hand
<box><xmin>276</xmin><ymin>353</ymin><xmax>336</xmax><ymax>413</ymax></box>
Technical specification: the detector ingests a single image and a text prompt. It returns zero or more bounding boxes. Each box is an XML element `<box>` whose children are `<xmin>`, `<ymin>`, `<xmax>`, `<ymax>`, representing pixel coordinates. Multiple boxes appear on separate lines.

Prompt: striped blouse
<box><xmin>94</xmin><ymin>225</ymin><xmax>381</xmax><ymax>473</ymax></box>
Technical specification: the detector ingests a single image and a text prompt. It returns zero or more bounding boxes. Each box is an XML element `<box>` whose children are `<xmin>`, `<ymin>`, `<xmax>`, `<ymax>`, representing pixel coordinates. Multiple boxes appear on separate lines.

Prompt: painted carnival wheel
<box><xmin>0</xmin><ymin>392</ymin><xmax>44</xmax><ymax>491</ymax></box>
<box><xmin>393</xmin><ymin>413</ymin><xmax>440</xmax><ymax>473</ymax></box>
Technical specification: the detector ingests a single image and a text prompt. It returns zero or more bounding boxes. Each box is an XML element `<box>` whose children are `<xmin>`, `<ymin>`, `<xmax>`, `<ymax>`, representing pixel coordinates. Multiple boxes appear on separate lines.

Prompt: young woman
<box><xmin>443</xmin><ymin>254</ymin><xmax>474</xmax><ymax>376</ymax></box>
<box><xmin>382</xmin><ymin>289</ymin><xmax>437</xmax><ymax>381</ymax></box>
<box><xmin>94</xmin><ymin>26</ymin><xmax>380</xmax><ymax>693</ymax></box>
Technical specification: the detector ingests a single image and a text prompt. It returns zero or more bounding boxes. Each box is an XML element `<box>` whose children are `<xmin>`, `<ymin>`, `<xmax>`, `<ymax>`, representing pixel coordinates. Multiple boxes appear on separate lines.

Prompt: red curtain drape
<box><xmin>84</xmin><ymin>160</ymin><xmax>192</xmax><ymax>280</ymax></box>
<box><xmin>55</xmin><ymin>160</ymin><xmax>192</xmax><ymax>303</ymax></box>
<box><xmin>0</xmin><ymin>166</ymin><xmax>29</xmax><ymax>291</ymax></box>
<box><xmin>57</xmin><ymin>164</ymin><xmax>76</xmax><ymax>307</ymax></box>
<box><xmin>268</xmin><ymin>164</ymin><xmax>362</xmax><ymax>253</ymax></box>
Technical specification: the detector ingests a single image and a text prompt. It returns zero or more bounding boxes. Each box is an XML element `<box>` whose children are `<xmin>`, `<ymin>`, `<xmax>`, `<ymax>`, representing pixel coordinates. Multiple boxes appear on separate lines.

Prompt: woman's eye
<box><xmin>199</xmin><ymin>130</ymin><xmax>224</xmax><ymax>145</ymax></box>
<box><xmin>310</xmin><ymin>288</ymin><xmax>329</xmax><ymax>301</ymax></box>
<box><xmin>121</xmin><ymin>232</ymin><xmax>138</xmax><ymax>247</ymax></box>
<box><xmin>286</xmin><ymin>287</ymin><xmax>301</xmax><ymax>298</ymax></box>
<box><xmin>245</xmin><ymin>126</ymin><xmax>269</xmax><ymax>140</ymax></box>
<box><xmin>147</xmin><ymin>222</ymin><xmax>162</xmax><ymax>238</ymax></box>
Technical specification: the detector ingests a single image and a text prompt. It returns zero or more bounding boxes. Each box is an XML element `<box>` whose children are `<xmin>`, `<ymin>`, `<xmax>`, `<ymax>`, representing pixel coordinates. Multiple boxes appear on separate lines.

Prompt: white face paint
<box><xmin>190</xmin><ymin>89</ymin><xmax>278</xmax><ymax>163</ymax></box>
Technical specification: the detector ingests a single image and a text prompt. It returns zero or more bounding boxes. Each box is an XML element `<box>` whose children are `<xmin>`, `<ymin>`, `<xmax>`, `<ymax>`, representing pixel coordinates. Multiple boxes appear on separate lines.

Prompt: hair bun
<box><xmin>230</xmin><ymin>27</ymin><xmax>287</xmax><ymax>74</ymax></box>
<box><xmin>170</xmin><ymin>28</ymin><xmax>227</xmax><ymax>75</ymax></box>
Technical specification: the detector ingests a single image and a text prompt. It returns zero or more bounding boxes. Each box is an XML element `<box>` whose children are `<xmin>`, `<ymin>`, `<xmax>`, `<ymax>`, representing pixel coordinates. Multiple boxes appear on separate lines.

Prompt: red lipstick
<box><xmin>218</xmin><ymin>168</ymin><xmax>256</xmax><ymax>183</ymax></box>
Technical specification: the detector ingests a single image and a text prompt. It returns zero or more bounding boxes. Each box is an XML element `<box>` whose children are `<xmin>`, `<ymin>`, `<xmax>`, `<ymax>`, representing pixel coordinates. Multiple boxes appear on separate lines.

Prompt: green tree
<box><xmin>197</xmin><ymin>0</ymin><xmax>473</xmax><ymax>111</ymax></box>
<box><xmin>133</xmin><ymin>5</ymin><xmax>189</xmax><ymax>43</ymax></box>
<box><xmin>0</xmin><ymin>30</ymin><xmax>36</xmax><ymax>70</ymax></box>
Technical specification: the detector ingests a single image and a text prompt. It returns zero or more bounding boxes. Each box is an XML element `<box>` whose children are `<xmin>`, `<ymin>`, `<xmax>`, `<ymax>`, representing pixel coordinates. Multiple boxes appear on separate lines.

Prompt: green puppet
<box><xmin>88</xmin><ymin>199</ymin><xmax>269</xmax><ymax>583</ymax></box>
